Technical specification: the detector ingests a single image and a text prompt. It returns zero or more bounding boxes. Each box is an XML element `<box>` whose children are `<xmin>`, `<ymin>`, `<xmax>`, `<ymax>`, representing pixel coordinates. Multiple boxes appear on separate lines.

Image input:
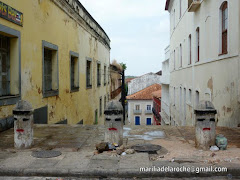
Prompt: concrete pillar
<box><xmin>104</xmin><ymin>100</ymin><xmax>123</xmax><ymax>146</ymax></box>
<box><xmin>194</xmin><ymin>101</ymin><xmax>217</xmax><ymax>150</ymax></box>
<box><xmin>13</xmin><ymin>100</ymin><xmax>34</xmax><ymax>149</ymax></box>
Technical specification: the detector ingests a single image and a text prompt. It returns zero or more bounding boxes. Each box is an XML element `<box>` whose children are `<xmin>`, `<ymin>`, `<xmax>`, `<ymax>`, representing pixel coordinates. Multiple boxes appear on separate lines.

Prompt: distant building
<box><xmin>127</xmin><ymin>84</ymin><xmax>161</xmax><ymax>126</ymax></box>
<box><xmin>152</xmin><ymin>90</ymin><xmax>162</xmax><ymax>125</ymax></box>
<box><xmin>125</xmin><ymin>78</ymin><xmax>135</xmax><ymax>85</ymax></box>
<box><xmin>110</xmin><ymin>61</ymin><xmax>122</xmax><ymax>101</ymax></box>
<box><xmin>128</xmin><ymin>73</ymin><xmax>161</xmax><ymax>95</ymax></box>
<box><xmin>165</xmin><ymin>0</ymin><xmax>240</xmax><ymax>127</ymax></box>
<box><xmin>160</xmin><ymin>46</ymin><xmax>170</xmax><ymax>126</ymax></box>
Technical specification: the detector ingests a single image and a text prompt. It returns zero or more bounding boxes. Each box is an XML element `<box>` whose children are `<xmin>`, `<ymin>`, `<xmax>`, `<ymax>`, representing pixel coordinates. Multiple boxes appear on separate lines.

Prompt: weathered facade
<box><xmin>127</xmin><ymin>84</ymin><xmax>161</xmax><ymax>126</ymax></box>
<box><xmin>161</xmin><ymin>45</ymin><xmax>170</xmax><ymax>126</ymax></box>
<box><xmin>128</xmin><ymin>73</ymin><xmax>161</xmax><ymax>95</ymax></box>
<box><xmin>0</xmin><ymin>0</ymin><xmax>111</xmax><ymax>130</ymax></box>
<box><xmin>165</xmin><ymin>0</ymin><xmax>240</xmax><ymax>127</ymax></box>
<box><xmin>110</xmin><ymin>61</ymin><xmax>122</xmax><ymax>101</ymax></box>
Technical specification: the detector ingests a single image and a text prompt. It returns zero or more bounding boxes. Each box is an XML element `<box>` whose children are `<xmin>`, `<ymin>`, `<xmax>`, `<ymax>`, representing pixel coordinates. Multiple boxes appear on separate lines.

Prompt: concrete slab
<box><xmin>119</xmin><ymin>153</ymin><xmax>150</xmax><ymax>169</ymax></box>
<box><xmin>0</xmin><ymin>152</ymin><xmax>34</xmax><ymax>168</ymax></box>
<box><xmin>88</xmin><ymin>159</ymin><xmax>119</xmax><ymax>170</ymax></box>
<box><xmin>28</xmin><ymin>159</ymin><xmax>60</xmax><ymax>168</ymax></box>
<box><xmin>55</xmin><ymin>152</ymin><xmax>91</xmax><ymax>169</ymax></box>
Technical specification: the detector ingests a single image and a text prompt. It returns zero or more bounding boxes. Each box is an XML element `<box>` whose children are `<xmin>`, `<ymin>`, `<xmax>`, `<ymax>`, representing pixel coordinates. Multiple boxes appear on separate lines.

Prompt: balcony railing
<box><xmin>152</xmin><ymin>108</ymin><xmax>161</xmax><ymax>120</ymax></box>
<box><xmin>133</xmin><ymin>109</ymin><xmax>142</xmax><ymax>114</ymax></box>
<box><xmin>188</xmin><ymin>0</ymin><xmax>201</xmax><ymax>12</ymax></box>
<box><xmin>145</xmin><ymin>110</ymin><xmax>152</xmax><ymax>114</ymax></box>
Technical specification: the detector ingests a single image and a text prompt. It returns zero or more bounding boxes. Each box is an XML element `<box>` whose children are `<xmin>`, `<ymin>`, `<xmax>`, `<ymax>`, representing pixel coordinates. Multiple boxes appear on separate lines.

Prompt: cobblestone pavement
<box><xmin>0</xmin><ymin>125</ymin><xmax>239</xmax><ymax>179</ymax></box>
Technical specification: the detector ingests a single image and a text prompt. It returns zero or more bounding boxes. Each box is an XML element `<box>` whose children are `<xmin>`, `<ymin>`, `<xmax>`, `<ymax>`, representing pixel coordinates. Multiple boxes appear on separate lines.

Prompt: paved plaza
<box><xmin>0</xmin><ymin>125</ymin><xmax>239</xmax><ymax>179</ymax></box>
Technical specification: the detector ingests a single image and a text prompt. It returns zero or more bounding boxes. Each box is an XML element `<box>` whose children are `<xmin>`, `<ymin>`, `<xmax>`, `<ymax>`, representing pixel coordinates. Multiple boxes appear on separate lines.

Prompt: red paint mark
<box><xmin>16</xmin><ymin>129</ymin><xmax>24</xmax><ymax>133</ymax></box>
<box><xmin>108</xmin><ymin>128</ymin><xmax>117</xmax><ymax>131</ymax></box>
<box><xmin>203</xmin><ymin>128</ymin><xmax>211</xmax><ymax>131</ymax></box>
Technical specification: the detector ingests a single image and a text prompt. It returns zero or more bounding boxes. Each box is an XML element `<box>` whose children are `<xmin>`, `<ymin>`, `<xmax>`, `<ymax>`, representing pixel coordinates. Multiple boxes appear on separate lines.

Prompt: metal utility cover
<box><xmin>132</xmin><ymin>144</ymin><xmax>161</xmax><ymax>153</ymax></box>
<box><xmin>32</xmin><ymin>150</ymin><xmax>62</xmax><ymax>158</ymax></box>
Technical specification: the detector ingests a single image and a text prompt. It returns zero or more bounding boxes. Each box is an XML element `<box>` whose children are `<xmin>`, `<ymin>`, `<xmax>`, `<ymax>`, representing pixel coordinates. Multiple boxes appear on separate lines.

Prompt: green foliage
<box><xmin>120</xmin><ymin>62</ymin><xmax>127</xmax><ymax>70</ymax></box>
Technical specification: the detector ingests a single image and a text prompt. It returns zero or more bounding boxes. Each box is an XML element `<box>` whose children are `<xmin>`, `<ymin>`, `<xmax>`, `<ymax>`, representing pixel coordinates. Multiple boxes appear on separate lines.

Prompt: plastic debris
<box><xmin>210</xmin><ymin>145</ymin><xmax>219</xmax><ymax>152</ymax></box>
<box><xmin>121</xmin><ymin>152</ymin><xmax>126</xmax><ymax>156</ymax></box>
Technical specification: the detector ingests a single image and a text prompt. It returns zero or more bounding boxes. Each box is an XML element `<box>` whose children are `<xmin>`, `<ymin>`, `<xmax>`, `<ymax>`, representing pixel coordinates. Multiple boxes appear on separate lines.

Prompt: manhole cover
<box><xmin>132</xmin><ymin>144</ymin><xmax>161</xmax><ymax>153</ymax></box>
<box><xmin>32</xmin><ymin>150</ymin><xmax>62</xmax><ymax>158</ymax></box>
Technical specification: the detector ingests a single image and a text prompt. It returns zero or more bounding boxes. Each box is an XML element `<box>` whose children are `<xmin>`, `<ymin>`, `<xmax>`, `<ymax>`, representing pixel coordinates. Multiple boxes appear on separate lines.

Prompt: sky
<box><xmin>80</xmin><ymin>0</ymin><xmax>170</xmax><ymax>76</ymax></box>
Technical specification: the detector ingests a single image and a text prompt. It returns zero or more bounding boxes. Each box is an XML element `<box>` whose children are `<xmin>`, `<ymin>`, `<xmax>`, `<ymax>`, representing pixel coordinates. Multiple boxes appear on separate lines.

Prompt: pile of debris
<box><xmin>95</xmin><ymin>142</ymin><xmax>135</xmax><ymax>156</ymax></box>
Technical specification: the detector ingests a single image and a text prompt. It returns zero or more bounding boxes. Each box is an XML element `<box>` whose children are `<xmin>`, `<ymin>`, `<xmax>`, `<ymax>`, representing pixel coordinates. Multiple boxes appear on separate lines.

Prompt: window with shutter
<box><xmin>189</xmin><ymin>35</ymin><xmax>192</xmax><ymax>64</ymax></box>
<box><xmin>44</xmin><ymin>48</ymin><xmax>52</xmax><ymax>91</ymax></box>
<box><xmin>97</xmin><ymin>63</ymin><xmax>101</xmax><ymax>86</ymax></box>
<box><xmin>42</xmin><ymin>41</ymin><xmax>59</xmax><ymax>98</ymax></box>
<box><xmin>99</xmin><ymin>97</ymin><xmax>102</xmax><ymax>116</ymax></box>
<box><xmin>196</xmin><ymin>27</ymin><xmax>200</xmax><ymax>62</ymax></box>
<box><xmin>70</xmin><ymin>56</ymin><xmax>75</xmax><ymax>90</ymax></box>
<box><xmin>70</xmin><ymin>51</ymin><xmax>79</xmax><ymax>92</ymax></box>
<box><xmin>221</xmin><ymin>2</ymin><xmax>228</xmax><ymax>54</ymax></box>
<box><xmin>0</xmin><ymin>35</ymin><xmax>10</xmax><ymax>97</ymax></box>
<box><xmin>104</xmin><ymin>66</ymin><xmax>106</xmax><ymax>85</ymax></box>
<box><xmin>86</xmin><ymin>61</ymin><xmax>91</xmax><ymax>87</ymax></box>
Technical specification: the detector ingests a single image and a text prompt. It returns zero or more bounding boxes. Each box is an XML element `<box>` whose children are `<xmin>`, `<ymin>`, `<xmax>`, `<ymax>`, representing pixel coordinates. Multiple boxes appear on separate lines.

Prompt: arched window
<box><xmin>221</xmin><ymin>1</ymin><xmax>228</xmax><ymax>54</ymax></box>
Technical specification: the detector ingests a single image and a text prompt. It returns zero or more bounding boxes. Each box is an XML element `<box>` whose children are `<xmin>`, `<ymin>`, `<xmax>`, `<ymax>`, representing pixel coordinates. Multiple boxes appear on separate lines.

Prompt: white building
<box><xmin>165</xmin><ymin>0</ymin><xmax>240</xmax><ymax>127</ymax></box>
<box><xmin>128</xmin><ymin>73</ymin><xmax>161</xmax><ymax>95</ymax></box>
<box><xmin>127</xmin><ymin>84</ymin><xmax>161</xmax><ymax>126</ymax></box>
<box><xmin>161</xmin><ymin>46</ymin><xmax>171</xmax><ymax>126</ymax></box>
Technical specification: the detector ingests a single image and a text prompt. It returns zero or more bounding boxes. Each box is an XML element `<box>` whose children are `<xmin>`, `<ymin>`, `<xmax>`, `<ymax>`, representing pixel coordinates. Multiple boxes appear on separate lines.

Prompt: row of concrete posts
<box><xmin>13</xmin><ymin>100</ymin><xmax>217</xmax><ymax>150</ymax></box>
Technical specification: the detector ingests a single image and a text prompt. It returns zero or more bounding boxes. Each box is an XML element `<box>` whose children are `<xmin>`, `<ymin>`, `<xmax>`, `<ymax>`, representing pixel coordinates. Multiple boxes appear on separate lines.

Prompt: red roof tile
<box><xmin>152</xmin><ymin>90</ymin><xmax>161</xmax><ymax>99</ymax></box>
<box><xmin>126</xmin><ymin>84</ymin><xmax>161</xmax><ymax>100</ymax></box>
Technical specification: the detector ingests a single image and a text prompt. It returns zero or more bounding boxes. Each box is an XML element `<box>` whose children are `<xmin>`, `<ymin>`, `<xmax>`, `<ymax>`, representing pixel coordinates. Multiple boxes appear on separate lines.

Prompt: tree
<box><xmin>120</xmin><ymin>63</ymin><xmax>127</xmax><ymax>70</ymax></box>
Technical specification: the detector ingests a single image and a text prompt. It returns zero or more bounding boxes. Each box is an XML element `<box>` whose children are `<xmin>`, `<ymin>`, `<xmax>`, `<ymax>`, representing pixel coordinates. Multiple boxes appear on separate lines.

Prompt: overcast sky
<box><xmin>80</xmin><ymin>0</ymin><xmax>170</xmax><ymax>76</ymax></box>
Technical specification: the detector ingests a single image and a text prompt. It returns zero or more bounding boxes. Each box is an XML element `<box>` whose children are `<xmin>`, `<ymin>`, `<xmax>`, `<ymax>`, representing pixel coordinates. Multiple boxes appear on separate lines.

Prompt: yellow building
<box><xmin>0</xmin><ymin>0</ymin><xmax>111</xmax><ymax>131</ymax></box>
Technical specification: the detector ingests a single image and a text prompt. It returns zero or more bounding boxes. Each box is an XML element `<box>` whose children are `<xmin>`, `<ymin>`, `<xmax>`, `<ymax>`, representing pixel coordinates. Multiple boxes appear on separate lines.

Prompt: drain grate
<box><xmin>132</xmin><ymin>144</ymin><xmax>161</xmax><ymax>154</ymax></box>
<box><xmin>32</xmin><ymin>150</ymin><xmax>62</xmax><ymax>158</ymax></box>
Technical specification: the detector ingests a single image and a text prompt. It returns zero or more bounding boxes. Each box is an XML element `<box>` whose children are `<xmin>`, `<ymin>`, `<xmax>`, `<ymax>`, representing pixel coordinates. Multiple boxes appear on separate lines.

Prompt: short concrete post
<box><xmin>13</xmin><ymin>100</ymin><xmax>34</xmax><ymax>149</ymax></box>
<box><xmin>194</xmin><ymin>101</ymin><xmax>217</xmax><ymax>150</ymax></box>
<box><xmin>104</xmin><ymin>100</ymin><xmax>123</xmax><ymax>146</ymax></box>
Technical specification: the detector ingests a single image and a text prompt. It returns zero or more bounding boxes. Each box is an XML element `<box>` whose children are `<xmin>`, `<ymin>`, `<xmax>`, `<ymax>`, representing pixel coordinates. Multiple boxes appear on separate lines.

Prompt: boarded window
<box><xmin>0</xmin><ymin>35</ymin><xmax>10</xmax><ymax>96</ymax></box>
<box><xmin>221</xmin><ymin>2</ymin><xmax>228</xmax><ymax>54</ymax></box>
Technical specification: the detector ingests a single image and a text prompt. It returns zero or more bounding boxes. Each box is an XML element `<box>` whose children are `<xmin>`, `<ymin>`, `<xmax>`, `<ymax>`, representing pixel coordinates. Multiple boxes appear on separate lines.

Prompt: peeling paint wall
<box><xmin>167</xmin><ymin>0</ymin><xmax>240</xmax><ymax>127</ymax></box>
<box><xmin>0</xmin><ymin>0</ymin><xmax>110</xmax><ymax>125</ymax></box>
